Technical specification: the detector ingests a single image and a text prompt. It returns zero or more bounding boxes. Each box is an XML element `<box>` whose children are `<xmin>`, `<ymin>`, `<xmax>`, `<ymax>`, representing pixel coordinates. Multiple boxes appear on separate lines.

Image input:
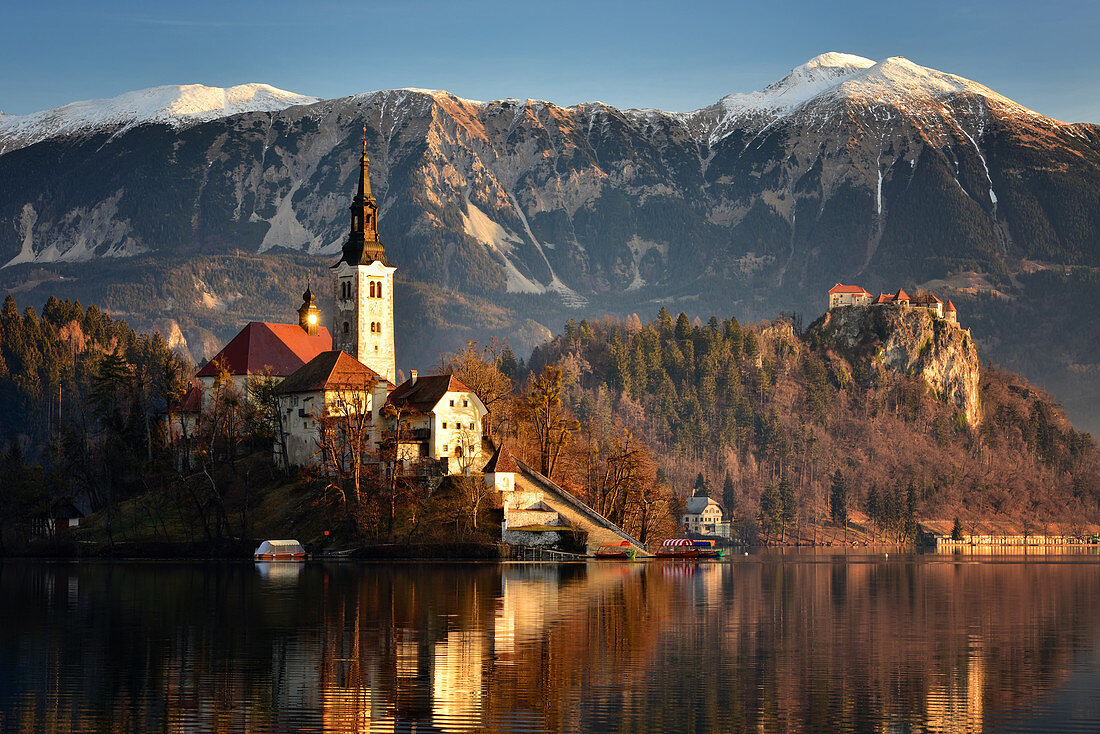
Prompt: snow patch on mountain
<box><xmin>0</xmin><ymin>83</ymin><xmax>319</xmax><ymax>154</ymax></box>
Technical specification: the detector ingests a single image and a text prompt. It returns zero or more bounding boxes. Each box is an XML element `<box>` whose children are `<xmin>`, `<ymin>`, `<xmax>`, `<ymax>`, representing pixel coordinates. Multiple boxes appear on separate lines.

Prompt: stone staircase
<box><xmin>509</xmin><ymin>458</ymin><xmax>648</xmax><ymax>556</ymax></box>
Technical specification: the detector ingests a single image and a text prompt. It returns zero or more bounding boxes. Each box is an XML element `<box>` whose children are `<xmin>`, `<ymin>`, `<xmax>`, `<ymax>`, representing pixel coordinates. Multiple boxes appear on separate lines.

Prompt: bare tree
<box><xmin>521</xmin><ymin>365</ymin><xmax>578</xmax><ymax>480</ymax></box>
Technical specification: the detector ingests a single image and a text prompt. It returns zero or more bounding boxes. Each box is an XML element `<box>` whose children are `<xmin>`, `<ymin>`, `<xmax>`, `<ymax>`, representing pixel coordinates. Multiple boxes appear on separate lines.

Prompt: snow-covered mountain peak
<box><xmin>0</xmin><ymin>83</ymin><xmax>319</xmax><ymax>153</ymax></box>
<box><xmin>824</xmin><ymin>56</ymin><xmax>1036</xmax><ymax>116</ymax></box>
<box><xmin>714</xmin><ymin>51</ymin><xmax>874</xmax><ymax>118</ymax></box>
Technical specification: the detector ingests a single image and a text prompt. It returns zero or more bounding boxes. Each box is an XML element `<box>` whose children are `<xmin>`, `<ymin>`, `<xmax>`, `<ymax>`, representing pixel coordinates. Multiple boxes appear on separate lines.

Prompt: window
<box><xmin>442</xmin><ymin>444</ymin><xmax>448</xmax><ymax>454</ymax></box>
<box><xmin>449</xmin><ymin>399</ymin><xmax>455</xmax><ymax>407</ymax></box>
<box><xmin>469</xmin><ymin>422</ymin><xmax>475</xmax><ymax>430</ymax></box>
<box><xmin>442</xmin><ymin>422</ymin><xmax>447</xmax><ymax>429</ymax></box>
<box><xmin>455</xmin><ymin>445</ymin><xmax>464</xmax><ymax>458</ymax></box>
<box><xmin>463</xmin><ymin>399</ymin><xmax>468</xmax><ymax>407</ymax></box>
<box><xmin>369</xmin><ymin>281</ymin><xmax>376</xmax><ymax>298</ymax></box>
<box><xmin>342</xmin><ymin>322</ymin><xmax>349</xmax><ymax>334</ymax></box>
<box><xmin>377</xmin><ymin>282</ymin><xmax>383</xmax><ymax>298</ymax></box>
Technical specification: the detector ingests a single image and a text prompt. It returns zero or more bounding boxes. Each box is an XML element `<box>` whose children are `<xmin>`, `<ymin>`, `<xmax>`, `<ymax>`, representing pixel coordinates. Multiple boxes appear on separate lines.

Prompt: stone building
<box><xmin>386</xmin><ymin>372</ymin><xmax>488</xmax><ymax>475</ymax></box>
<box><xmin>274</xmin><ymin>350</ymin><xmax>389</xmax><ymax>469</ymax></box>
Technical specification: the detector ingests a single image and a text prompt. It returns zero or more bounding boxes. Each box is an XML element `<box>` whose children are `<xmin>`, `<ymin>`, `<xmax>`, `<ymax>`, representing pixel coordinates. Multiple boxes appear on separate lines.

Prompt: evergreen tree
<box><xmin>951</xmin><ymin>517</ymin><xmax>964</xmax><ymax>541</ymax></box>
<box><xmin>829</xmin><ymin>469</ymin><xmax>847</xmax><ymax>526</ymax></box>
<box><xmin>692</xmin><ymin>472</ymin><xmax>708</xmax><ymax>497</ymax></box>
<box><xmin>722</xmin><ymin>472</ymin><xmax>736</xmax><ymax>519</ymax></box>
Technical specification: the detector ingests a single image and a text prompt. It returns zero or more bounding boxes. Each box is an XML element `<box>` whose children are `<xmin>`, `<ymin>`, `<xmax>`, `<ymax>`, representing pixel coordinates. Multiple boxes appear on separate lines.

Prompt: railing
<box><xmin>500</xmin><ymin>544</ymin><xmax>588</xmax><ymax>561</ymax></box>
<box><xmin>511</xmin><ymin>458</ymin><xmax>645</xmax><ymax>551</ymax></box>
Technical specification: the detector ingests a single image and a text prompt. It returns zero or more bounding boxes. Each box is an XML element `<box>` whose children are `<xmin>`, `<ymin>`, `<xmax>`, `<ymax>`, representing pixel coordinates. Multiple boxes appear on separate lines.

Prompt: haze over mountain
<box><xmin>1</xmin><ymin>53</ymin><xmax>1098</xmax><ymax>431</ymax></box>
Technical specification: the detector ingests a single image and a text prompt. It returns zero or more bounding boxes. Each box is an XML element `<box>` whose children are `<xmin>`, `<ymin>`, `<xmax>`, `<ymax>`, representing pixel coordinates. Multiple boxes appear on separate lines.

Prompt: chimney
<box><xmin>410</xmin><ymin>369</ymin><xmax>417</xmax><ymax>386</ymax></box>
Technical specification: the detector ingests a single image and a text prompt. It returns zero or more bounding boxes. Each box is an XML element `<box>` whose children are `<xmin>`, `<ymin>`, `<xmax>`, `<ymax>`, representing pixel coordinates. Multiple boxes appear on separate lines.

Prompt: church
<box><xmin>177</xmin><ymin>141</ymin><xmax>488</xmax><ymax>476</ymax></box>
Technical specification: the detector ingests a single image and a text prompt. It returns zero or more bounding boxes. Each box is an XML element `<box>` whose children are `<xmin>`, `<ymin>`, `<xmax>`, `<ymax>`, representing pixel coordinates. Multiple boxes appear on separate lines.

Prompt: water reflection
<box><xmin>1</xmin><ymin>556</ymin><xmax>1099</xmax><ymax>733</ymax></box>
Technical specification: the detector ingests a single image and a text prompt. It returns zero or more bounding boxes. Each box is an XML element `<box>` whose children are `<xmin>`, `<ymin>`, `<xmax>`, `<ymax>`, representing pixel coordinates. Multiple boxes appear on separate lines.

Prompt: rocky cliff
<box><xmin>811</xmin><ymin>306</ymin><xmax>982</xmax><ymax>426</ymax></box>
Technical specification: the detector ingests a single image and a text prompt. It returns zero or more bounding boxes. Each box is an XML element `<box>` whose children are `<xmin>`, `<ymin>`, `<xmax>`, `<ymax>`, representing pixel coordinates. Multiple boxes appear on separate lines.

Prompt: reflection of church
<box><xmin>176</xmin><ymin>142</ymin><xmax>487</xmax><ymax>475</ymax></box>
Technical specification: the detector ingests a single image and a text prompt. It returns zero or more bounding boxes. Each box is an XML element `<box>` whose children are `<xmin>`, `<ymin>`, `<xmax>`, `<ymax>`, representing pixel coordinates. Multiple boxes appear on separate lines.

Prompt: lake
<box><xmin>2</xmin><ymin>553</ymin><xmax>1099</xmax><ymax>732</ymax></box>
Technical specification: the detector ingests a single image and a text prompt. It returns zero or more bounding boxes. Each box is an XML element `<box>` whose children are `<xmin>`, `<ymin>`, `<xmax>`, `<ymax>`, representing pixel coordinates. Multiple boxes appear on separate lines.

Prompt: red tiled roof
<box><xmin>387</xmin><ymin>374</ymin><xmax>472</xmax><ymax>414</ymax></box>
<box><xmin>945</xmin><ymin>300</ymin><xmax>957</xmax><ymax>312</ymax></box>
<box><xmin>910</xmin><ymin>292</ymin><xmax>943</xmax><ymax>306</ymax></box>
<box><xmin>828</xmin><ymin>283</ymin><xmax>871</xmax><ymax>295</ymax></box>
<box><xmin>873</xmin><ymin>293</ymin><xmax>893</xmax><ymax>304</ymax></box>
<box><xmin>196</xmin><ymin>322</ymin><xmax>332</xmax><ymax>378</ymax></box>
<box><xmin>278</xmin><ymin>351</ymin><xmax>383</xmax><ymax>394</ymax></box>
<box><xmin>895</xmin><ymin>288</ymin><xmax>910</xmax><ymax>301</ymax></box>
<box><xmin>483</xmin><ymin>443</ymin><xmax>519</xmax><ymax>473</ymax></box>
<box><xmin>173</xmin><ymin>385</ymin><xmax>202</xmax><ymax>413</ymax></box>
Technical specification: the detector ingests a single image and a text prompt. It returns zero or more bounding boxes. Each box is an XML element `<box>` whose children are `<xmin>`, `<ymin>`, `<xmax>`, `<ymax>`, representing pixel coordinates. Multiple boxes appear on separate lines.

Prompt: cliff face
<box><xmin>813</xmin><ymin>307</ymin><xmax>982</xmax><ymax>426</ymax></box>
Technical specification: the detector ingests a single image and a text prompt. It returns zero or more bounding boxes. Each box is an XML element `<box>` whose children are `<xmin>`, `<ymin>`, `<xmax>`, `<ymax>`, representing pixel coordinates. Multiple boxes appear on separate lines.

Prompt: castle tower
<box><xmin>332</xmin><ymin>139</ymin><xmax>396</xmax><ymax>382</ymax></box>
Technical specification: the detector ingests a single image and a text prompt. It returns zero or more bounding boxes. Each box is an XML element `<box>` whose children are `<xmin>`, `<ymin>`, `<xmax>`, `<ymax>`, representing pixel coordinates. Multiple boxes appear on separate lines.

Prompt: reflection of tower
<box><xmin>332</xmin><ymin>139</ymin><xmax>396</xmax><ymax>382</ymax></box>
<box><xmin>432</xmin><ymin>630</ymin><xmax>486</xmax><ymax>732</ymax></box>
<box><xmin>925</xmin><ymin>637</ymin><xmax>984</xmax><ymax>733</ymax></box>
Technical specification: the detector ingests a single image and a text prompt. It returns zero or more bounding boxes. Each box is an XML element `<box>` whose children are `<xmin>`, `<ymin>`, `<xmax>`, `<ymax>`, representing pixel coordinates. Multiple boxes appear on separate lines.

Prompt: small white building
<box><xmin>386</xmin><ymin>372</ymin><xmax>488</xmax><ymax>475</ymax></box>
<box><xmin>683</xmin><ymin>496</ymin><xmax>725</xmax><ymax>535</ymax></box>
<box><xmin>275</xmin><ymin>350</ymin><xmax>389</xmax><ymax>469</ymax></box>
<box><xmin>827</xmin><ymin>283</ymin><xmax>873</xmax><ymax>310</ymax></box>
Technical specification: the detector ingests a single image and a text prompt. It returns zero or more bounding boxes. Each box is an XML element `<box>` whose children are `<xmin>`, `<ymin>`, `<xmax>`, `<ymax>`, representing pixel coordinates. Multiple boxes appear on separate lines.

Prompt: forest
<box><xmin>1</xmin><ymin>295</ymin><xmax>1098</xmax><ymax>553</ymax></box>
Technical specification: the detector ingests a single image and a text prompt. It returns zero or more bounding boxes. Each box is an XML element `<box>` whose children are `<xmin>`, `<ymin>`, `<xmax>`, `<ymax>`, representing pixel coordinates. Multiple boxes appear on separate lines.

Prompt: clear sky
<box><xmin>2</xmin><ymin>0</ymin><xmax>1097</xmax><ymax>122</ymax></box>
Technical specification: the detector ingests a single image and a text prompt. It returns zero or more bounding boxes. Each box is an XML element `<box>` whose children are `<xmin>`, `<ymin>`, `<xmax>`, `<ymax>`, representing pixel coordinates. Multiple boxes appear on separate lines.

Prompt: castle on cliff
<box><xmin>827</xmin><ymin>283</ymin><xmax>958</xmax><ymax>323</ymax></box>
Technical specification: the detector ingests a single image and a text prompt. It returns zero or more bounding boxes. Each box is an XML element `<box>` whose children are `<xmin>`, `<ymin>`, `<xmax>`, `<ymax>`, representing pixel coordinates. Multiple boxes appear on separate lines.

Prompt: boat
<box><xmin>254</xmin><ymin>539</ymin><xmax>306</xmax><ymax>561</ymax></box>
<box><xmin>595</xmin><ymin>541</ymin><xmax>638</xmax><ymax>560</ymax></box>
<box><xmin>655</xmin><ymin>538</ymin><xmax>725</xmax><ymax>559</ymax></box>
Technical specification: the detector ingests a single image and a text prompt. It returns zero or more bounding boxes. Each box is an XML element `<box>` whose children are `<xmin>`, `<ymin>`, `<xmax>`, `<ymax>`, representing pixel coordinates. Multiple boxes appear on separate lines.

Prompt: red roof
<box><xmin>945</xmin><ymin>300</ymin><xmax>957</xmax><ymax>312</ymax></box>
<box><xmin>483</xmin><ymin>443</ymin><xmax>519</xmax><ymax>473</ymax></box>
<box><xmin>196</xmin><ymin>322</ymin><xmax>332</xmax><ymax>378</ymax></box>
<box><xmin>895</xmin><ymin>288</ymin><xmax>910</xmax><ymax>301</ymax></box>
<box><xmin>172</xmin><ymin>385</ymin><xmax>202</xmax><ymax>413</ymax></box>
<box><xmin>278</xmin><ymin>351</ymin><xmax>383</xmax><ymax>394</ymax></box>
<box><xmin>873</xmin><ymin>293</ymin><xmax>893</xmax><ymax>304</ymax></box>
<box><xmin>828</xmin><ymin>283</ymin><xmax>871</xmax><ymax>295</ymax></box>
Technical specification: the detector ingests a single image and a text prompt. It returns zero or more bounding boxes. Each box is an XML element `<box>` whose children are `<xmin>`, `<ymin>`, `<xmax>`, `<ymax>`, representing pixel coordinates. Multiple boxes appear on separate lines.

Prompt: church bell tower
<box><xmin>332</xmin><ymin>136</ymin><xmax>396</xmax><ymax>383</ymax></box>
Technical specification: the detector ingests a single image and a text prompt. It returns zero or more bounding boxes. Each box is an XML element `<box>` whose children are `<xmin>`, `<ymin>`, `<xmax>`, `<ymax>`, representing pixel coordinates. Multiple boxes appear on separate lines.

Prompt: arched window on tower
<box><xmin>377</xmin><ymin>282</ymin><xmax>383</xmax><ymax>298</ymax></box>
<box><xmin>342</xmin><ymin>322</ymin><xmax>349</xmax><ymax>334</ymax></box>
<box><xmin>369</xmin><ymin>281</ymin><xmax>376</xmax><ymax>298</ymax></box>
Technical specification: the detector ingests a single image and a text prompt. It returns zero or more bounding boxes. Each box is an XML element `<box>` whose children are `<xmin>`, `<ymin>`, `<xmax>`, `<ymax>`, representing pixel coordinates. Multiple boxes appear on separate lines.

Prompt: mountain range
<box><xmin>1</xmin><ymin>53</ymin><xmax>1098</xmax><ymax>431</ymax></box>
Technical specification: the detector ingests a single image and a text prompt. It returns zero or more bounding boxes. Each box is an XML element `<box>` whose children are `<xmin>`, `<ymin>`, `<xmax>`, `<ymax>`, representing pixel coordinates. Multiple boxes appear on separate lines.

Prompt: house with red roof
<box><xmin>274</xmin><ymin>350</ymin><xmax>389</xmax><ymax>469</ymax></box>
<box><xmin>827</xmin><ymin>283</ymin><xmax>873</xmax><ymax>310</ymax></box>
<box><xmin>193</xmin><ymin>284</ymin><xmax>331</xmax><ymax>415</ymax></box>
<box><xmin>386</xmin><ymin>370</ymin><xmax>488</xmax><ymax>474</ymax></box>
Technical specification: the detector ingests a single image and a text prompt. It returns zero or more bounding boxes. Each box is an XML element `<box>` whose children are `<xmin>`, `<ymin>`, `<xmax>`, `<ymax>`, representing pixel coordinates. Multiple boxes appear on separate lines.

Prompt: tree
<box><xmin>951</xmin><ymin>516</ymin><xmax>964</xmax><ymax>541</ymax></box>
<box><xmin>521</xmin><ymin>365</ymin><xmax>578</xmax><ymax>480</ymax></box>
<box><xmin>779</xmin><ymin>476</ymin><xmax>797</xmax><ymax>541</ymax></box>
<box><xmin>759</xmin><ymin>483</ymin><xmax>782</xmax><ymax>542</ymax></box>
<box><xmin>692</xmin><ymin>471</ymin><xmax>708</xmax><ymax>497</ymax></box>
<box><xmin>829</xmin><ymin>469</ymin><xmax>847</xmax><ymax>527</ymax></box>
<box><xmin>441</xmin><ymin>340</ymin><xmax>513</xmax><ymax>439</ymax></box>
<box><xmin>722</xmin><ymin>472</ymin><xmax>737</xmax><ymax>519</ymax></box>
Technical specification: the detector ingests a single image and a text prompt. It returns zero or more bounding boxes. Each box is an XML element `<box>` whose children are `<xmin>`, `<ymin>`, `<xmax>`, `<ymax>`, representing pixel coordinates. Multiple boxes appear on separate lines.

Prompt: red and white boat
<box><xmin>655</xmin><ymin>538</ymin><xmax>723</xmax><ymax>559</ymax></box>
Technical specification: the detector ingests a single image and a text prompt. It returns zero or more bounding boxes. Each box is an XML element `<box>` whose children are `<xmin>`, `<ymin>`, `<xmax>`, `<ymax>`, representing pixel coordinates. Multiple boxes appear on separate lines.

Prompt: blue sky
<box><xmin>2</xmin><ymin>0</ymin><xmax>1097</xmax><ymax>121</ymax></box>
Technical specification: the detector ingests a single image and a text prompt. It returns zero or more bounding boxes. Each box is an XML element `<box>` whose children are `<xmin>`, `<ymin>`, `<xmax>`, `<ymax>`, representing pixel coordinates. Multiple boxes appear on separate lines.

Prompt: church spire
<box><xmin>337</xmin><ymin>129</ymin><xmax>388</xmax><ymax>267</ymax></box>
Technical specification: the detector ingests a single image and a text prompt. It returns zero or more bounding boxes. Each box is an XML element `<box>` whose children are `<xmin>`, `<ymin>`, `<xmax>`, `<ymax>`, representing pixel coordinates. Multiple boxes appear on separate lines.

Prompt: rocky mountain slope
<box><xmin>1</xmin><ymin>54</ymin><xmax>1098</xmax><ymax>429</ymax></box>
<box><xmin>810</xmin><ymin>306</ymin><xmax>981</xmax><ymax>426</ymax></box>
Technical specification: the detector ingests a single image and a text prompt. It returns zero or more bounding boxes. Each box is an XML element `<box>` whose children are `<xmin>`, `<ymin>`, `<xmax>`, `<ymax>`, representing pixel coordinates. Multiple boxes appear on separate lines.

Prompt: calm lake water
<box><xmin>2</xmin><ymin>553</ymin><xmax>1100</xmax><ymax>733</ymax></box>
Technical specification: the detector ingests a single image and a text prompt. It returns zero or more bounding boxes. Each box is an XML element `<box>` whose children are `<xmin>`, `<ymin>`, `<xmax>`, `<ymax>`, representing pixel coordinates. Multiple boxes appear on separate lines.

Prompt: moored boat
<box><xmin>254</xmin><ymin>539</ymin><xmax>306</xmax><ymax>561</ymax></box>
<box><xmin>655</xmin><ymin>538</ymin><xmax>724</xmax><ymax>559</ymax></box>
